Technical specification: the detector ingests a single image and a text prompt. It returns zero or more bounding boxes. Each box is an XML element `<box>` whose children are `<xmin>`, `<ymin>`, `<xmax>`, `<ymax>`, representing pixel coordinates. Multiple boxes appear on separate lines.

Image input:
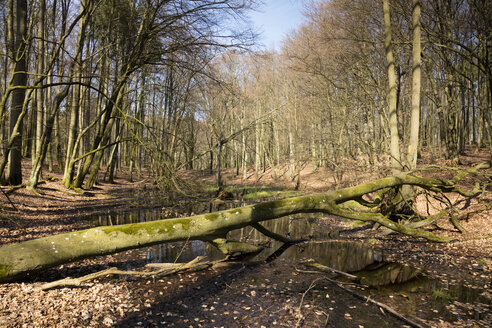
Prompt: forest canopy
<box><xmin>0</xmin><ymin>0</ymin><xmax>490</xmax><ymax>190</ymax></box>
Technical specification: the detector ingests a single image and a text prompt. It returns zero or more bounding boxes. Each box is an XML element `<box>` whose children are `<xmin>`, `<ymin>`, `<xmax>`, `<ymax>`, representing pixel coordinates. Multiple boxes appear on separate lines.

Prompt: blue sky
<box><xmin>249</xmin><ymin>0</ymin><xmax>306</xmax><ymax>50</ymax></box>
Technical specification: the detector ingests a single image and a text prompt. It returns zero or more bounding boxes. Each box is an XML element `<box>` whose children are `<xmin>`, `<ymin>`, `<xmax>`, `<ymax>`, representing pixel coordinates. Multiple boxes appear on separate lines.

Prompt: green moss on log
<box><xmin>2</xmin><ymin>165</ymin><xmax>487</xmax><ymax>282</ymax></box>
<box><xmin>204</xmin><ymin>213</ymin><xmax>220</xmax><ymax>221</ymax></box>
<box><xmin>210</xmin><ymin>238</ymin><xmax>263</xmax><ymax>257</ymax></box>
<box><xmin>101</xmin><ymin>218</ymin><xmax>192</xmax><ymax>236</ymax></box>
<box><xmin>0</xmin><ymin>264</ymin><xmax>10</xmax><ymax>279</ymax></box>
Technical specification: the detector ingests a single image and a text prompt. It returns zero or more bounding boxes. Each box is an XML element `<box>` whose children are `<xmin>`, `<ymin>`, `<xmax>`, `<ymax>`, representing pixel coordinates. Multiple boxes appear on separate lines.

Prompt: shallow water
<box><xmin>91</xmin><ymin>204</ymin><xmax>491</xmax><ymax>325</ymax></box>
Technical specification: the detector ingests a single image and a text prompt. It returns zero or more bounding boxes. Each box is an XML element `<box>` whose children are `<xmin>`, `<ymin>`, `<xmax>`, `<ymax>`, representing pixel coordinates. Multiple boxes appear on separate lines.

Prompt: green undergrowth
<box><xmin>432</xmin><ymin>289</ymin><xmax>453</xmax><ymax>302</ymax></box>
<box><xmin>476</xmin><ymin>258</ymin><xmax>489</xmax><ymax>267</ymax></box>
<box><xmin>0</xmin><ymin>264</ymin><xmax>10</xmax><ymax>279</ymax></box>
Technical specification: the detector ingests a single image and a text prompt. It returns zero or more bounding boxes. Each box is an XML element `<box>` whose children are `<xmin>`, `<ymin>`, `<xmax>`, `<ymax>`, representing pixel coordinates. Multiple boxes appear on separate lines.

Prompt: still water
<box><xmin>90</xmin><ymin>203</ymin><xmax>490</xmax><ymax>323</ymax></box>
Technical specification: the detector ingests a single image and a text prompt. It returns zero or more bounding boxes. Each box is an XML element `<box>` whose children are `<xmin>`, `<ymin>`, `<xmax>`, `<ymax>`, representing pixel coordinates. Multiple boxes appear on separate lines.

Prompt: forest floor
<box><xmin>0</xmin><ymin>150</ymin><xmax>491</xmax><ymax>327</ymax></box>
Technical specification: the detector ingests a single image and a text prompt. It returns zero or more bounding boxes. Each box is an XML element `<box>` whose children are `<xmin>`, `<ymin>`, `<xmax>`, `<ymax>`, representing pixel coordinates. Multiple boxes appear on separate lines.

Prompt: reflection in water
<box><xmin>286</xmin><ymin>241</ymin><xmax>383</xmax><ymax>273</ymax></box>
<box><xmin>92</xmin><ymin>206</ymin><xmax>341</xmax><ymax>264</ymax></box>
<box><xmin>144</xmin><ymin>240</ymin><xmax>225</xmax><ymax>263</ymax></box>
<box><xmin>91</xmin><ymin>204</ymin><xmax>490</xmax><ymax>322</ymax></box>
<box><xmin>356</xmin><ymin>262</ymin><xmax>421</xmax><ymax>286</ymax></box>
<box><xmin>92</xmin><ymin>206</ymin><xmax>386</xmax><ymax>271</ymax></box>
<box><xmin>91</xmin><ymin>205</ymin><xmax>414</xmax><ymax>287</ymax></box>
<box><xmin>368</xmin><ymin>272</ymin><xmax>491</xmax><ymax>322</ymax></box>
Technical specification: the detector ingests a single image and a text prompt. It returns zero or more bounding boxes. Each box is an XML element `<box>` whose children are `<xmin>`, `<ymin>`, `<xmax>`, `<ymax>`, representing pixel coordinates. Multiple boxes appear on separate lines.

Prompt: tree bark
<box><xmin>382</xmin><ymin>0</ymin><xmax>401</xmax><ymax>174</ymax></box>
<box><xmin>27</xmin><ymin>86</ymin><xmax>70</xmax><ymax>189</ymax></box>
<box><xmin>407</xmin><ymin>0</ymin><xmax>421</xmax><ymax>170</ymax></box>
<box><xmin>34</xmin><ymin>0</ymin><xmax>46</xmax><ymax>167</ymax></box>
<box><xmin>6</xmin><ymin>0</ymin><xmax>28</xmax><ymax>185</ymax></box>
<box><xmin>62</xmin><ymin>0</ymin><xmax>90</xmax><ymax>188</ymax></box>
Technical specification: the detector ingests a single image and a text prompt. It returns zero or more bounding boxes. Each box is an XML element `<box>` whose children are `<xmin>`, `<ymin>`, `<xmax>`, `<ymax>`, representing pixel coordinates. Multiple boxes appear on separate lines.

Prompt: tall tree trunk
<box><xmin>27</xmin><ymin>87</ymin><xmax>70</xmax><ymax>189</ymax></box>
<box><xmin>216</xmin><ymin>141</ymin><xmax>223</xmax><ymax>188</ymax></box>
<box><xmin>241</xmin><ymin>114</ymin><xmax>248</xmax><ymax>181</ymax></box>
<box><xmin>406</xmin><ymin>0</ymin><xmax>421</xmax><ymax>170</ymax></box>
<box><xmin>382</xmin><ymin>0</ymin><xmax>401</xmax><ymax>174</ymax></box>
<box><xmin>107</xmin><ymin>117</ymin><xmax>121</xmax><ymax>183</ymax></box>
<box><xmin>486</xmin><ymin>33</ymin><xmax>492</xmax><ymax>157</ymax></box>
<box><xmin>34</xmin><ymin>0</ymin><xmax>46</xmax><ymax>168</ymax></box>
<box><xmin>255</xmin><ymin>102</ymin><xmax>261</xmax><ymax>180</ymax></box>
<box><xmin>288</xmin><ymin>126</ymin><xmax>295</xmax><ymax>182</ymax></box>
<box><xmin>26</xmin><ymin>95</ymin><xmax>36</xmax><ymax>159</ymax></box>
<box><xmin>6</xmin><ymin>0</ymin><xmax>28</xmax><ymax>185</ymax></box>
<box><xmin>311</xmin><ymin>123</ymin><xmax>318</xmax><ymax>169</ymax></box>
<box><xmin>62</xmin><ymin>0</ymin><xmax>89</xmax><ymax>187</ymax></box>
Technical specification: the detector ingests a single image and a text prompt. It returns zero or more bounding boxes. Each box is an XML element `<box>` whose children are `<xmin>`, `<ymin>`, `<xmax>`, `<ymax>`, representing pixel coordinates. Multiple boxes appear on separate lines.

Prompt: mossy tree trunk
<box><xmin>0</xmin><ymin>163</ymin><xmax>489</xmax><ymax>282</ymax></box>
<box><xmin>27</xmin><ymin>86</ymin><xmax>71</xmax><ymax>189</ymax></box>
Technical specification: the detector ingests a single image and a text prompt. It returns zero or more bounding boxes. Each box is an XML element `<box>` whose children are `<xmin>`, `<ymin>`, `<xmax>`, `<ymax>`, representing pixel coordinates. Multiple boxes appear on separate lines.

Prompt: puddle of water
<box><xmin>91</xmin><ymin>205</ymin><xmax>339</xmax><ymax>265</ymax></box>
<box><xmin>91</xmin><ymin>206</ymin><xmax>417</xmax><ymax>286</ymax></box>
<box><xmin>91</xmin><ymin>205</ymin><xmax>490</xmax><ymax>324</ymax></box>
<box><xmin>365</xmin><ymin>275</ymin><xmax>491</xmax><ymax>323</ymax></box>
<box><xmin>285</xmin><ymin>240</ymin><xmax>383</xmax><ymax>272</ymax></box>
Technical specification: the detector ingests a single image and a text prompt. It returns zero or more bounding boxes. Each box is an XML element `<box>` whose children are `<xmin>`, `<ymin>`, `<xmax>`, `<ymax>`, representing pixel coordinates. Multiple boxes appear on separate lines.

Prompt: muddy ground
<box><xmin>0</xmin><ymin>153</ymin><xmax>491</xmax><ymax>327</ymax></box>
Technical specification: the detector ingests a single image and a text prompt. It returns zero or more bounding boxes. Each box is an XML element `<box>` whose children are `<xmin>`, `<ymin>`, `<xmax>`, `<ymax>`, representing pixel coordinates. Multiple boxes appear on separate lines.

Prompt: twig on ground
<box><xmin>1</xmin><ymin>187</ymin><xmax>19</xmax><ymax>212</ymax></box>
<box><xmin>324</xmin><ymin>276</ymin><xmax>425</xmax><ymax>328</ymax></box>
<box><xmin>295</xmin><ymin>278</ymin><xmax>320</xmax><ymax>328</ymax></box>
<box><xmin>298</xmin><ymin>259</ymin><xmax>425</xmax><ymax>328</ymax></box>
<box><xmin>38</xmin><ymin>256</ymin><xmax>207</xmax><ymax>291</ymax></box>
<box><xmin>301</xmin><ymin>259</ymin><xmax>359</xmax><ymax>281</ymax></box>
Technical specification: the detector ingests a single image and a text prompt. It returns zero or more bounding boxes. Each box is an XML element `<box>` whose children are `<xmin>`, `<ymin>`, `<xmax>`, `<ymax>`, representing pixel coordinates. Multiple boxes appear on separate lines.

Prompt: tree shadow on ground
<box><xmin>112</xmin><ymin>258</ymin><xmax>407</xmax><ymax>328</ymax></box>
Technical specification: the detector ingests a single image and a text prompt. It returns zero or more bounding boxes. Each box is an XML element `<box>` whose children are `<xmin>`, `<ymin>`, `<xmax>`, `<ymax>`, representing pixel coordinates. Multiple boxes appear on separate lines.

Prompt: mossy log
<box><xmin>0</xmin><ymin>163</ymin><xmax>489</xmax><ymax>282</ymax></box>
<box><xmin>208</xmin><ymin>238</ymin><xmax>264</xmax><ymax>259</ymax></box>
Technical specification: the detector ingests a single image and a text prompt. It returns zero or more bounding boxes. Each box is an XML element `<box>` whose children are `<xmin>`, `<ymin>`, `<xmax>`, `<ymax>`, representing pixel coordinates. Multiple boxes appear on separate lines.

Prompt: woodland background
<box><xmin>0</xmin><ymin>0</ymin><xmax>490</xmax><ymax>191</ymax></box>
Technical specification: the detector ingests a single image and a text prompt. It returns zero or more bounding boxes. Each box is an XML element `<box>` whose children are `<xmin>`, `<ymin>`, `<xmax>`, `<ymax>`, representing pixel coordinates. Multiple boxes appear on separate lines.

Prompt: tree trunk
<box><xmin>27</xmin><ymin>86</ymin><xmax>70</xmax><ymax>189</ymax></box>
<box><xmin>85</xmin><ymin>123</ymin><xmax>113</xmax><ymax>188</ymax></box>
<box><xmin>288</xmin><ymin>126</ymin><xmax>295</xmax><ymax>182</ymax></box>
<box><xmin>406</xmin><ymin>0</ymin><xmax>421</xmax><ymax>170</ymax></box>
<box><xmin>34</xmin><ymin>0</ymin><xmax>46</xmax><ymax>168</ymax></box>
<box><xmin>311</xmin><ymin>123</ymin><xmax>318</xmax><ymax>169</ymax></box>
<box><xmin>382</xmin><ymin>0</ymin><xmax>401</xmax><ymax>174</ymax></box>
<box><xmin>62</xmin><ymin>0</ymin><xmax>89</xmax><ymax>188</ymax></box>
<box><xmin>107</xmin><ymin>118</ymin><xmax>121</xmax><ymax>183</ymax></box>
<box><xmin>3</xmin><ymin>164</ymin><xmax>488</xmax><ymax>282</ymax></box>
<box><xmin>255</xmin><ymin>103</ymin><xmax>261</xmax><ymax>180</ymax></box>
<box><xmin>241</xmin><ymin>115</ymin><xmax>248</xmax><ymax>181</ymax></box>
<box><xmin>6</xmin><ymin>0</ymin><xmax>28</xmax><ymax>185</ymax></box>
<box><xmin>216</xmin><ymin>141</ymin><xmax>223</xmax><ymax>188</ymax></box>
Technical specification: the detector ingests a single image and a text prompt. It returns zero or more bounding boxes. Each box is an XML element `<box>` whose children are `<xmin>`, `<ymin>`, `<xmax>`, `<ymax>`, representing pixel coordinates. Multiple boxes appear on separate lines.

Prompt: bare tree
<box><xmin>5</xmin><ymin>0</ymin><xmax>28</xmax><ymax>185</ymax></box>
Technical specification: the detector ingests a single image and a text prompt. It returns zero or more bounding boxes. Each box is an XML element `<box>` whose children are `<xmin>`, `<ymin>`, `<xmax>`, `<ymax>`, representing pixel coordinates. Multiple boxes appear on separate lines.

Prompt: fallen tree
<box><xmin>0</xmin><ymin>163</ymin><xmax>489</xmax><ymax>282</ymax></box>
